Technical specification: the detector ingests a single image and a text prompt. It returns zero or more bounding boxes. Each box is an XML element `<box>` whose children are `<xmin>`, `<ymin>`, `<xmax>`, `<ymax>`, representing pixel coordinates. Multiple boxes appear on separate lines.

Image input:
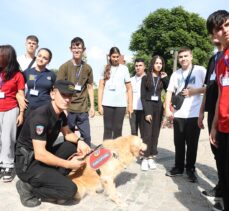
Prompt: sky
<box><xmin>1</xmin><ymin>0</ymin><xmax>229</xmax><ymax>84</ymax></box>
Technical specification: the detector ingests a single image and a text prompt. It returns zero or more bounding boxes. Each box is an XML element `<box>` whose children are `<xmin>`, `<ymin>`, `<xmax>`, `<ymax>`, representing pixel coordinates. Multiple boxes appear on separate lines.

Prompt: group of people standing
<box><xmin>0</xmin><ymin>9</ymin><xmax>228</xmax><ymax>211</ymax></box>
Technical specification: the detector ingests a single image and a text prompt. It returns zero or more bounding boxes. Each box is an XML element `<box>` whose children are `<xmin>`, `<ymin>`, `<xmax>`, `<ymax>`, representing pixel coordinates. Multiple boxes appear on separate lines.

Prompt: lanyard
<box><xmin>0</xmin><ymin>73</ymin><xmax>4</xmax><ymax>89</ymax></box>
<box><xmin>215</xmin><ymin>52</ymin><xmax>221</xmax><ymax>63</ymax></box>
<box><xmin>223</xmin><ymin>56</ymin><xmax>229</xmax><ymax>70</ymax></box>
<box><xmin>110</xmin><ymin>66</ymin><xmax>118</xmax><ymax>84</ymax></box>
<box><xmin>152</xmin><ymin>74</ymin><xmax>160</xmax><ymax>96</ymax></box>
<box><xmin>75</xmin><ymin>65</ymin><xmax>83</xmax><ymax>82</ymax></box>
<box><xmin>33</xmin><ymin>72</ymin><xmax>45</xmax><ymax>89</ymax></box>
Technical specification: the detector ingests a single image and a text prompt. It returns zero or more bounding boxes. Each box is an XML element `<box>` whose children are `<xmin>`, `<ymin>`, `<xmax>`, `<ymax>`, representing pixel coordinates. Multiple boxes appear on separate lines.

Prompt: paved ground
<box><xmin>0</xmin><ymin>115</ymin><xmax>218</xmax><ymax>211</ymax></box>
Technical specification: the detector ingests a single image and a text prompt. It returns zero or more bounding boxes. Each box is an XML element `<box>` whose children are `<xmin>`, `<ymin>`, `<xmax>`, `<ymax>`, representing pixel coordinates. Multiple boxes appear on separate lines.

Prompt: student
<box><xmin>17</xmin><ymin>35</ymin><xmax>39</xmax><ymax>71</ymax></box>
<box><xmin>129</xmin><ymin>58</ymin><xmax>146</xmax><ymax>137</ymax></box>
<box><xmin>0</xmin><ymin>45</ymin><xmax>25</xmax><ymax>182</ymax></box>
<box><xmin>23</xmin><ymin>48</ymin><xmax>56</xmax><ymax>116</ymax></box>
<box><xmin>140</xmin><ymin>55</ymin><xmax>168</xmax><ymax>171</ymax></box>
<box><xmin>98</xmin><ymin>47</ymin><xmax>133</xmax><ymax>140</ymax></box>
<box><xmin>198</xmin><ymin>38</ymin><xmax>223</xmax><ymax>202</ymax></box>
<box><xmin>15</xmin><ymin>80</ymin><xmax>90</xmax><ymax>207</ymax></box>
<box><xmin>208</xmin><ymin>10</ymin><xmax>229</xmax><ymax>211</ymax></box>
<box><xmin>57</xmin><ymin>37</ymin><xmax>94</xmax><ymax>146</ymax></box>
<box><xmin>165</xmin><ymin>47</ymin><xmax>206</xmax><ymax>182</ymax></box>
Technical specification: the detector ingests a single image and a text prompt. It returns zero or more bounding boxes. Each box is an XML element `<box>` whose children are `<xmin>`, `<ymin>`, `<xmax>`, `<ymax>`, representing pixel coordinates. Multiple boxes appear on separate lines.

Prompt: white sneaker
<box><xmin>141</xmin><ymin>159</ymin><xmax>149</xmax><ymax>171</ymax></box>
<box><xmin>148</xmin><ymin>158</ymin><xmax>157</xmax><ymax>170</ymax></box>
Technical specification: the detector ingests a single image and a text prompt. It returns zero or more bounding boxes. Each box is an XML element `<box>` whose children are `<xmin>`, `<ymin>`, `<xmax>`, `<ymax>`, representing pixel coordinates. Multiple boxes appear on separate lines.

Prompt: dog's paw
<box><xmin>95</xmin><ymin>183</ymin><xmax>104</xmax><ymax>194</ymax></box>
<box><xmin>110</xmin><ymin>195</ymin><xmax>127</xmax><ymax>207</ymax></box>
<box><xmin>116</xmin><ymin>200</ymin><xmax>128</xmax><ymax>208</ymax></box>
<box><xmin>96</xmin><ymin>187</ymin><xmax>104</xmax><ymax>194</ymax></box>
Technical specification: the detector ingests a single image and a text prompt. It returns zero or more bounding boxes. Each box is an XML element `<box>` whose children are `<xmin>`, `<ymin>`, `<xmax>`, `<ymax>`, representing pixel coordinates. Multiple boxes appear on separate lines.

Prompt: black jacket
<box><xmin>141</xmin><ymin>74</ymin><xmax>169</xmax><ymax>116</ymax></box>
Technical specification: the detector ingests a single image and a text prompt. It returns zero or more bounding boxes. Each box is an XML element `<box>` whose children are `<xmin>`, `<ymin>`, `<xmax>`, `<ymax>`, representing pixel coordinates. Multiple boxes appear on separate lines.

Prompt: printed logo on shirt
<box><xmin>29</xmin><ymin>74</ymin><xmax>36</xmax><ymax>80</ymax></box>
<box><xmin>36</xmin><ymin>125</ymin><xmax>45</xmax><ymax>135</ymax></box>
<box><xmin>188</xmin><ymin>76</ymin><xmax>196</xmax><ymax>84</ymax></box>
<box><xmin>47</xmin><ymin>76</ymin><xmax>51</xmax><ymax>80</ymax></box>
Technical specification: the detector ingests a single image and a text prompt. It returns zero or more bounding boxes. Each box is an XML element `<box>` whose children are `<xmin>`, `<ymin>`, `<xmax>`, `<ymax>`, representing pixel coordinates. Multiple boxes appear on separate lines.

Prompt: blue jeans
<box><xmin>67</xmin><ymin>112</ymin><xmax>91</xmax><ymax>146</ymax></box>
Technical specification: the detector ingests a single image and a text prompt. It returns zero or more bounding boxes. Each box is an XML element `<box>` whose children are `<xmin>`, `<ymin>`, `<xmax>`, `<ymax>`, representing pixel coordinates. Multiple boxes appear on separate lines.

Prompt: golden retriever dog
<box><xmin>70</xmin><ymin>135</ymin><xmax>146</xmax><ymax>206</ymax></box>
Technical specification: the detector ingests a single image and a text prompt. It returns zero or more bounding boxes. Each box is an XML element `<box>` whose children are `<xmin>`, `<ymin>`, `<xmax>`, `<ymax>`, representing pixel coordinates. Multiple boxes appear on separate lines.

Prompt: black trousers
<box><xmin>129</xmin><ymin>110</ymin><xmax>144</xmax><ymax>137</ymax></box>
<box><xmin>216</xmin><ymin>132</ymin><xmax>229</xmax><ymax>211</ymax></box>
<box><xmin>173</xmin><ymin>117</ymin><xmax>200</xmax><ymax>170</ymax></box>
<box><xmin>142</xmin><ymin>104</ymin><xmax>163</xmax><ymax>157</ymax></box>
<box><xmin>15</xmin><ymin>141</ymin><xmax>77</xmax><ymax>200</ymax></box>
<box><xmin>207</xmin><ymin>111</ymin><xmax>221</xmax><ymax>189</ymax></box>
<box><xmin>103</xmin><ymin>106</ymin><xmax>126</xmax><ymax>140</ymax></box>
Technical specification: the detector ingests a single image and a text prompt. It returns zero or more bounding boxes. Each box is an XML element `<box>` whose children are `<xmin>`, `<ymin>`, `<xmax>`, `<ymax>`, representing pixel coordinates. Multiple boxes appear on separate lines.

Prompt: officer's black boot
<box><xmin>16</xmin><ymin>180</ymin><xmax>41</xmax><ymax>207</ymax></box>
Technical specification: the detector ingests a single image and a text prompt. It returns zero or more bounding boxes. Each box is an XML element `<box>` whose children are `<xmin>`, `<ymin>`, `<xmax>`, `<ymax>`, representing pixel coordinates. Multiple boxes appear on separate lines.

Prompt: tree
<box><xmin>129</xmin><ymin>6</ymin><xmax>213</xmax><ymax>75</ymax></box>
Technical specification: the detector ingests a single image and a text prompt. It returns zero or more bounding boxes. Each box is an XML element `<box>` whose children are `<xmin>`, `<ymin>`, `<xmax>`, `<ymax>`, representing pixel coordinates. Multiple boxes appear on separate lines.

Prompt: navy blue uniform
<box><xmin>24</xmin><ymin>67</ymin><xmax>56</xmax><ymax>110</ymax></box>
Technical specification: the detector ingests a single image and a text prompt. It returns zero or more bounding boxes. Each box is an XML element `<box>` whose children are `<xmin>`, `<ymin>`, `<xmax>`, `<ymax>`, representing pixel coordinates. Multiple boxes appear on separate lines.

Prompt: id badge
<box><xmin>151</xmin><ymin>95</ymin><xmax>159</xmax><ymax>101</ymax></box>
<box><xmin>30</xmin><ymin>89</ymin><xmax>39</xmax><ymax>96</ymax></box>
<box><xmin>75</xmin><ymin>84</ymin><xmax>82</xmax><ymax>91</ymax></box>
<box><xmin>109</xmin><ymin>84</ymin><xmax>116</xmax><ymax>91</ymax></box>
<box><xmin>0</xmin><ymin>92</ymin><xmax>5</xmax><ymax>99</ymax></box>
<box><xmin>222</xmin><ymin>77</ymin><xmax>229</xmax><ymax>86</ymax></box>
<box><xmin>210</xmin><ymin>72</ymin><xmax>216</xmax><ymax>81</ymax></box>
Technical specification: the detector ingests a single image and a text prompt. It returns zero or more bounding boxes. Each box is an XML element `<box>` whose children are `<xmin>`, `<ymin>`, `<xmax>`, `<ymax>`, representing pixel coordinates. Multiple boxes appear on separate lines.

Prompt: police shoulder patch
<box><xmin>36</xmin><ymin>125</ymin><xmax>45</xmax><ymax>135</ymax></box>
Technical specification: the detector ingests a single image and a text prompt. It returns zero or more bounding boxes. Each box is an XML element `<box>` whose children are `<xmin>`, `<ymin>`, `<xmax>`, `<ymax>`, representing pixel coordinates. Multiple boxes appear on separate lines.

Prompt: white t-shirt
<box><xmin>130</xmin><ymin>74</ymin><xmax>145</xmax><ymax>110</ymax></box>
<box><xmin>101</xmin><ymin>64</ymin><xmax>131</xmax><ymax>107</ymax></box>
<box><xmin>17</xmin><ymin>54</ymin><xmax>36</xmax><ymax>71</ymax></box>
<box><xmin>167</xmin><ymin>65</ymin><xmax>206</xmax><ymax>118</ymax></box>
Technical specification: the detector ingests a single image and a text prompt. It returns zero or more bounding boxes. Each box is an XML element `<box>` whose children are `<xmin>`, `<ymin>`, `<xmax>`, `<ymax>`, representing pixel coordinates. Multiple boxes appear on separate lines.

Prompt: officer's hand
<box><xmin>68</xmin><ymin>155</ymin><xmax>86</xmax><ymax>170</ymax></box>
<box><xmin>77</xmin><ymin>140</ymin><xmax>91</xmax><ymax>156</ymax></box>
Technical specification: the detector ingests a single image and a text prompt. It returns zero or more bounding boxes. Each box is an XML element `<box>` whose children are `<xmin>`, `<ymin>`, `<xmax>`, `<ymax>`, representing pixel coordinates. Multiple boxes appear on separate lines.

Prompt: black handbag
<box><xmin>171</xmin><ymin>66</ymin><xmax>194</xmax><ymax>110</ymax></box>
<box><xmin>171</xmin><ymin>92</ymin><xmax>185</xmax><ymax>110</ymax></box>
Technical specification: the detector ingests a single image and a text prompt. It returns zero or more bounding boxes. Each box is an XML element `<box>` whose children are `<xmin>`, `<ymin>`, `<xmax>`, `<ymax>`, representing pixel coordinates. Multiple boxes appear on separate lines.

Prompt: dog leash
<box><xmin>78</xmin><ymin>144</ymin><xmax>102</xmax><ymax>161</ymax></box>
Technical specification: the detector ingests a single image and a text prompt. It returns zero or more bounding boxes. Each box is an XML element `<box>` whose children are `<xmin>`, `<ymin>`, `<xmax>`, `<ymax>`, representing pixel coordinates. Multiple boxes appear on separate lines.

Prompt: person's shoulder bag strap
<box><xmin>27</xmin><ymin>57</ymin><xmax>36</xmax><ymax>69</ymax></box>
<box><xmin>183</xmin><ymin>65</ymin><xmax>194</xmax><ymax>89</ymax></box>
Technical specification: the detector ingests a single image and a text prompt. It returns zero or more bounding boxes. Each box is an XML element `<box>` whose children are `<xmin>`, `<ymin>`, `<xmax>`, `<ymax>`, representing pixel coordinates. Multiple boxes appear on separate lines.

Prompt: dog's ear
<box><xmin>131</xmin><ymin>144</ymin><xmax>141</xmax><ymax>157</ymax></box>
<box><xmin>130</xmin><ymin>138</ymin><xmax>141</xmax><ymax>157</ymax></box>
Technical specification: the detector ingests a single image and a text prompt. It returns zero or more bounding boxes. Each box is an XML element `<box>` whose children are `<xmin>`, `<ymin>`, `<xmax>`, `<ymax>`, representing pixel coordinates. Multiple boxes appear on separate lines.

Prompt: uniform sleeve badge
<box><xmin>36</xmin><ymin>125</ymin><xmax>45</xmax><ymax>135</ymax></box>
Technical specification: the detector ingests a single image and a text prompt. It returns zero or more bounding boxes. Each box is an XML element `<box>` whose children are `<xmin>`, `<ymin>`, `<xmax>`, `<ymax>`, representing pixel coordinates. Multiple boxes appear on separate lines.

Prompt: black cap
<box><xmin>53</xmin><ymin>80</ymin><xmax>76</xmax><ymax>95</ymax></box>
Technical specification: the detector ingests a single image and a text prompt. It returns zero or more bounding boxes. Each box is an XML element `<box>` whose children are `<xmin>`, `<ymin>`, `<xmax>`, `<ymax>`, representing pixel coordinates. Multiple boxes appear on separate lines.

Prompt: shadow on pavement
<box><xmin>155</xmin><ymin>147</ymin><xmax>217</xmax><ymax>211</ymax></box>
<box><xmin>115</xmin><ymin>172</ymin><xmax>137</xmax><ymax>187</ymax></box>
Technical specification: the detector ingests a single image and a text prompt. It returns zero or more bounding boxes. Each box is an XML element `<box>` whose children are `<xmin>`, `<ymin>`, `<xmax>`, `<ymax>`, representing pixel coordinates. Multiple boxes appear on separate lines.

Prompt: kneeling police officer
<box><xmin>15</xmin><ymin>80</ymin><xmax>91</xmax><ymax>207</ymax></box>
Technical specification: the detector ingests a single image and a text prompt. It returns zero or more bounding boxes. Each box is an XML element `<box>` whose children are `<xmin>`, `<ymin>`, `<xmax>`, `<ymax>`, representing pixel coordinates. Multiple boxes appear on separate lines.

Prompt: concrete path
<box><xmin>0</xmin><ymin>115</ymin><xmax>217</xmax><ymax>211</ymax></box>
